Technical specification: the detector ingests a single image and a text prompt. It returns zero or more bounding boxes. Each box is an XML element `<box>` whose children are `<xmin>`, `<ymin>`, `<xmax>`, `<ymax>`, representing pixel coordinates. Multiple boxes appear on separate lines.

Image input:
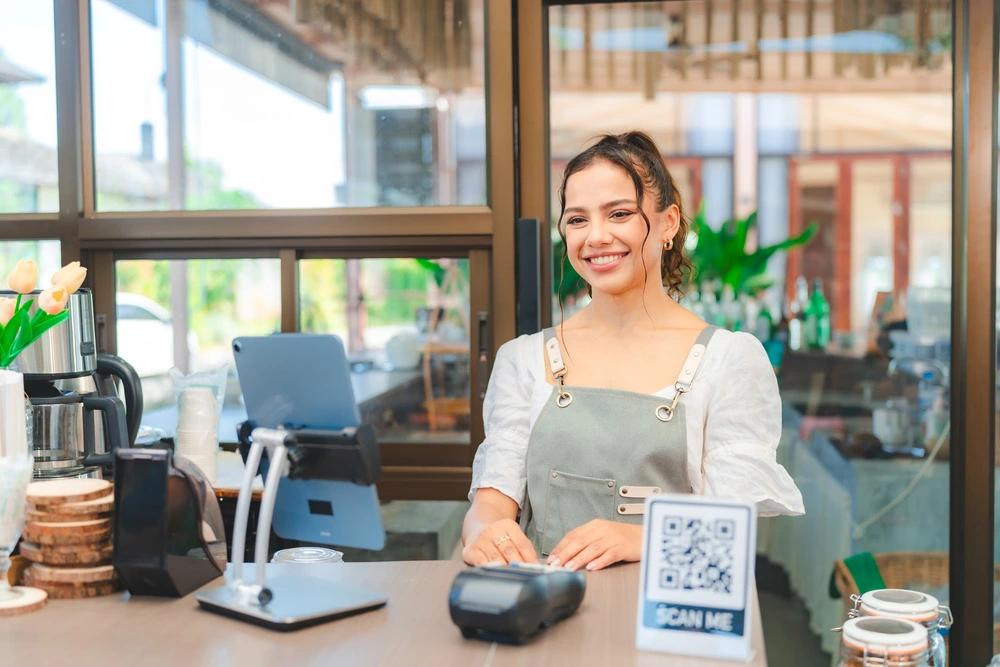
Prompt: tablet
<box><xmin>233</xmin><ymin>334</ymin><xmax>385</xmax><ymax>551</ymax></box>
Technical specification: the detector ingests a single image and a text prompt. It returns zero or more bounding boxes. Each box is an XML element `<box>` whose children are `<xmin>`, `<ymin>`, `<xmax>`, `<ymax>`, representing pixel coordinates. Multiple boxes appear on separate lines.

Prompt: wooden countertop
<box><xmin>0</xmin><ymin>560</ymin><xmax>767</xmax><ymax>666</ymax></box>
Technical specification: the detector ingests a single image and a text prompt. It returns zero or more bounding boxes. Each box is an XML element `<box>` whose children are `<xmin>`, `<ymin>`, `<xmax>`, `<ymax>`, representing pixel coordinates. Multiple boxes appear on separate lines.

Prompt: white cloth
<box><xmin>469</xmin><ymin>329</ymin><xmax>805</xmax><ymax>517</ymax></box>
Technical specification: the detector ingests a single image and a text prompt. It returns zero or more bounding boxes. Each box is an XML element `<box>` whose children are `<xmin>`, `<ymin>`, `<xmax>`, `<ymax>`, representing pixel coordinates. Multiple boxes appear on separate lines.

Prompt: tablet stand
<box><xmin>195</xmin><ymin>427</ymin><xmax>387</xmax><ymax>630</ymax></box>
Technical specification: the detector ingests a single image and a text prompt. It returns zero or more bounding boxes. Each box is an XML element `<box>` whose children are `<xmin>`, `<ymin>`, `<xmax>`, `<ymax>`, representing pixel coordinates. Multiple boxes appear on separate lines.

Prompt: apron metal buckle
<box><xmin>655</xmin><ymin>388</ymin><xmax>684</xmax><ymax>422</ymax></box>
<box><xmin>556</xmin><ymin>373</ymin><xmax>573</xmax><ymax>408</ymax></box>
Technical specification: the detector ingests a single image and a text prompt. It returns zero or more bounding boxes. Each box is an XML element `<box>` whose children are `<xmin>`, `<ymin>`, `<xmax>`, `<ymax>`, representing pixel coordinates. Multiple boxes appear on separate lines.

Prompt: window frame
<box><xmin>2</xmin><ymin>0</ymin><xmax>519</xmax><ymax>502</ymax></box>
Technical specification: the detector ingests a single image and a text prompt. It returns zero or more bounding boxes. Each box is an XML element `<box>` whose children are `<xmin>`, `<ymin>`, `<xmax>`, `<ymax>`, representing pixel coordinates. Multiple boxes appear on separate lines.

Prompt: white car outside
<box><xmin>116</xmin><ymin>292</ymin><xmax>199</xmax><ymax>378</ymax></box>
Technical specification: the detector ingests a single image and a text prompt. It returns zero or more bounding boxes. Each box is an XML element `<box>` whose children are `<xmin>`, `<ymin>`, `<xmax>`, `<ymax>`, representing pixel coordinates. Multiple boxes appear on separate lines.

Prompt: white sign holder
<box><xmin>636</xmin><ymin>494</ymin><xmax>757</xmax><ymax>662</ymax></box>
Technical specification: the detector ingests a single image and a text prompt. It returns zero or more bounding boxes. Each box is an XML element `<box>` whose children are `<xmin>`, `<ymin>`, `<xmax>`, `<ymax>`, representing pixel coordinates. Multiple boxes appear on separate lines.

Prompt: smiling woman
<box><xmin>462</xmin><ymin>131</ymin><xmax>804</xmax><ymax>573</ymax></box>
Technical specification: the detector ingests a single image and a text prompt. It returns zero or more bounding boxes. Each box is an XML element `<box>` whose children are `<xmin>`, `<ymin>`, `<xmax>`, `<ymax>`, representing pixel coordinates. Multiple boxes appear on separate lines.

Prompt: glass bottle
<box><xmin>720</xmin><ymin>285</ymin><xmax>738</xmax><ymax>330</ymax></box>
<box><xmin>755</xmin><ymin>297</ymin><xmax>774</xmax><ymax>341</ymax></box>
<box><xmin>789</xmin><ymin>276</ymin><xmax>809</xmax><ymax>351</ymax></box>
<box><xmin>805</xmin><ymin>278</ymin><xmax>831</xmax><ymax>349</ymax></box>
<box><xmin>851</xmin><ymin>589</ymin><xmax>950</xmax><ymax>667</ymax></box>
<box><xmin>837</xmin><ymin>617</ymin><xmax>930</xmax><ymax>667</ymax></box>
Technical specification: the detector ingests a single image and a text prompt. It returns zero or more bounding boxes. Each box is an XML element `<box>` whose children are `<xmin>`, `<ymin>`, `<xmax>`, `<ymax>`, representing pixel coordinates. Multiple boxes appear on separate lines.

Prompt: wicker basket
<box><xmin>833</xmin><ymin>551</ymin><xmax>1000</xmax><ymax>660</ymax></box>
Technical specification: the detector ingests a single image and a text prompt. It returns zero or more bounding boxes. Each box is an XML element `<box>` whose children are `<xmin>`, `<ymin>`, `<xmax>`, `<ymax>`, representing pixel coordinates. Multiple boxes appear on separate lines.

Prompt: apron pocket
<box><xmin>540</xmin><ymin>468</ymin><xmax>616</xmax><ymax>556</ymax></box>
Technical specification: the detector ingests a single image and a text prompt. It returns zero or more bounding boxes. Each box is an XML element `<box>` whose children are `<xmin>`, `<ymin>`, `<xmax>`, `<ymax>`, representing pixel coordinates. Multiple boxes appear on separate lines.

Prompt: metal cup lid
<box><xmin>860</xmin><ymin>589</ymin><xmax>940</xmax><ymax>622</ymax></box>
<box><xmin>842</xmin><ymin>617</ymin><xmax>928</xmax><ymax>654</ymax></box>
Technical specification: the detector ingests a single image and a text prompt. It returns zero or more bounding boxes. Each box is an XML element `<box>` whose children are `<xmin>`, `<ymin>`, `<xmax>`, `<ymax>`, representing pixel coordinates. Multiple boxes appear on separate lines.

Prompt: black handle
<box><xmin>96</xmin><ymin>353</ymin><xmax>143</xmax><ymax>447</ymax></box>
<box><xmin>82</xmin><ymin>394</ymin><xmax>128</xmax><ymax>468</ymax></box>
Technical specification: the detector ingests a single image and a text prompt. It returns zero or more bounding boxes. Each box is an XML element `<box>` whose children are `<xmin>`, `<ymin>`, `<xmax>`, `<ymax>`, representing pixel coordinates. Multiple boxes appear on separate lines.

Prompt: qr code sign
<box><xmin>659</xmin><ymin>517</ymin><xmax>735</xmax><ymax>595</ymax></box>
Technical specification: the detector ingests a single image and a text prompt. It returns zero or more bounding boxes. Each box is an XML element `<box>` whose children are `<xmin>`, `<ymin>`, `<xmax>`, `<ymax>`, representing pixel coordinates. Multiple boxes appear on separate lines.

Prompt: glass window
<box><xmin>547</xmin><ymin>2</ymin><xmax>952</xmax><ymax>664</ymax></box>
<box><xmin>114</xmin><ymin>258</ymin><xmax>281</xmax><ymax>438</ymax></box>
<box><xmin>0</xmin><ymin>240</ymin><xmax>61</xmax><ymax>279</ymax></box>
<box><xmin>91</xmin><ymin>0</ymin><xmax>487</xmax><ymax>211</ymax></box>
<box><xmin>0</xmin><ymin>0</ymin><xmax>58</xmax><ymax>214</ymax></box>
<box><xmin>300</xmin><ymin>257</ymin><xmax>470</xmax><ymax>444</ymax></box>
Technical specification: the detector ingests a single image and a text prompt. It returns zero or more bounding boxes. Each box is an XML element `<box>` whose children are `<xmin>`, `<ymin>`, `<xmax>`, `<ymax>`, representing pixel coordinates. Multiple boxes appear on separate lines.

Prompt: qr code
<box><xmin>659</xmin><ymin>517</ymin><xmax>734</xmax><ymax>594</ymax></box>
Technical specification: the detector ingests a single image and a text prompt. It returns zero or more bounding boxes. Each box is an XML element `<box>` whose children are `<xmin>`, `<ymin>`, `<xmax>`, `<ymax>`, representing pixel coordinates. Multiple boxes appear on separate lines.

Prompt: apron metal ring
<box><xmin>556</xmin><ymin>391</ymin><xmax>573</xmax><ymax>408</ymax></box>
<box><xmin>655</xmin><ymin>405</ymin><xmax>673</xmax><ymax>422</ymax></box>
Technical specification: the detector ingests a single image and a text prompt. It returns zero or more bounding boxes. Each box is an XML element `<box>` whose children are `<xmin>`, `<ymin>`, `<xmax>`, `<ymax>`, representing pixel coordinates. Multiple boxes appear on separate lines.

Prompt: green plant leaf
<box><xmin>685</xmin><ymin>208</ymin><xmax>818</xmax><ymax>297</ymax></box>
<box><xmin>24</xmin><ymin>309</ymin><xmax>68</xmax><ymax>340</ymax></box>
<box><xmin>0</xmin><ymin>307</ymin><xmax>20</xmax><ymax>352</ymax></box>
<box><xmin>415</xmin><ymin>259</ymin><xmax>447</xmax><ymax>288</ymax></box>
<box><xmin>6</xmin><ymin>309</ymin><xmax>32</xmax><ymax>361</ymax></box>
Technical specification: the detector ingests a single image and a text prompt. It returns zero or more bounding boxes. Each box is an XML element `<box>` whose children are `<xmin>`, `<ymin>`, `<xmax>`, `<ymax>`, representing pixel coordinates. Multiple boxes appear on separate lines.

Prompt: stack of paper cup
<box><xmin>175</xmin><ymin>387</ymin><xmax>218</xmax><ymax>484</ymax></box>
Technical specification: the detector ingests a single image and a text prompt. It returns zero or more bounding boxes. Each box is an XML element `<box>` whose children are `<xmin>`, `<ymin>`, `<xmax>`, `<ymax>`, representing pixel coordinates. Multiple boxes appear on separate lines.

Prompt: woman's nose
<box><xmin>586</xmin><ymin>220</ymin><xmax>613</xmax><ymax>246</ymax></box>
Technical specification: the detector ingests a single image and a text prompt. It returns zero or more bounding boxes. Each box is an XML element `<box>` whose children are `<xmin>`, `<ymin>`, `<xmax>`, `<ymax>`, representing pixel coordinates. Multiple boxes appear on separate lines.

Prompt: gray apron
<box><xmin>522</xmin><ymin>325</ymin><xmax>719</xmax><ymax>556</ymax></box>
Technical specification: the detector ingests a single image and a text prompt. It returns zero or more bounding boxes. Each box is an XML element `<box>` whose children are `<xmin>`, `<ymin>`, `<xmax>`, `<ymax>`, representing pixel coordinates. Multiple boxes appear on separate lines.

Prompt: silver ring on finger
<box><xmin>494</xmin><ymin>534</ymin><xmax>512</xmax><ymax>547</ymax></box>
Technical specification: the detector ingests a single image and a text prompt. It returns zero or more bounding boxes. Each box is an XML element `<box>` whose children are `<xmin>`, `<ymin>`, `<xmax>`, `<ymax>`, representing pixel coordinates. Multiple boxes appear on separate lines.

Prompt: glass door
<box><xmin>517</xmin><ymin>1</ymin><xmax>968</xmax><ymax>663</ymax></box>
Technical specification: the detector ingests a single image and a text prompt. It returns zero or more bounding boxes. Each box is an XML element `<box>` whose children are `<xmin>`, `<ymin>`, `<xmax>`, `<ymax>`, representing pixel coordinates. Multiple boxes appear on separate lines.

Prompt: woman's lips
<box><xmin>583</xmin><ymin>252</ymin><xmax>628</xmax><ymax>273</ymax></box>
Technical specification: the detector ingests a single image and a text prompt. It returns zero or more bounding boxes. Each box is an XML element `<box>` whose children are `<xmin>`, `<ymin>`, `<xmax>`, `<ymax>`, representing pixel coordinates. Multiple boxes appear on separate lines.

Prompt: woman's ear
<box><xmin>661</xmin><ymin>204</ymin><xmax>681</xmax><ymax>244</ymax></box>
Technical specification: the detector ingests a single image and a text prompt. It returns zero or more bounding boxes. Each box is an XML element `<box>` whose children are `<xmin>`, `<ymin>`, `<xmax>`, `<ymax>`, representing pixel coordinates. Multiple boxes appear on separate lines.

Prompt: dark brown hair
<box><xmin>556</xmin><ymin>131</ymin><xmax>692</xmax><ymax>302</ymax></box>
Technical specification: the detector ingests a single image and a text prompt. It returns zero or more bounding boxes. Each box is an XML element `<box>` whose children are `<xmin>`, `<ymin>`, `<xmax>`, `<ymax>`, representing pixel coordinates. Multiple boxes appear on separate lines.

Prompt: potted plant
<box><xmin>686</xmin><ymin>204</ymin><xmax>818</xmax><ymax>297</ymax></box>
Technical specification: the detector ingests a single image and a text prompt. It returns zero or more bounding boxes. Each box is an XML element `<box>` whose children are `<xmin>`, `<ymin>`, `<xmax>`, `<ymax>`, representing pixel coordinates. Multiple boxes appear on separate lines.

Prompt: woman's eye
<box><xmin>611</xmin><ymin>210</ymin><xmax>633</xmax><ymax>220</ymax></box>
<box><xmin>567</xmin><ymin>217</ymin><xmax>585</xmax><ymax>225</ymax></box>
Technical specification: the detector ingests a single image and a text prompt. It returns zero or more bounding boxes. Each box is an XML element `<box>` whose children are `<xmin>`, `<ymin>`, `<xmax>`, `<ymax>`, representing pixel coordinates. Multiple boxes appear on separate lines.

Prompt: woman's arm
<box><xmin>462</xmin><ymin>488</ymin><xmax>537</xmax><ymax>565</ymax></box>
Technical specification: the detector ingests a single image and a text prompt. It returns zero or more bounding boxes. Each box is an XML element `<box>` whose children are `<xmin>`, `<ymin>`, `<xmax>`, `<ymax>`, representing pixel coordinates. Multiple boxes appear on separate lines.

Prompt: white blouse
<box><xmin>469</xmin><ymin>328</ymin><xmax>805</xmax><ymax>517</ymax></box>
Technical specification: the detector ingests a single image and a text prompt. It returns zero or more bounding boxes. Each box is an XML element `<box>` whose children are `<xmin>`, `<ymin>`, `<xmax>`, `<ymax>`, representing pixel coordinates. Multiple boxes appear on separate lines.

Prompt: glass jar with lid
<box><xmin>850</xmin><ymin>589</ymin><xmax>951</xmax><ymax>666</ymax></box>
<box><xmin>838</xmin><ymin>617</ymin><xmax>929</xmax><ymax>667</ymax></box>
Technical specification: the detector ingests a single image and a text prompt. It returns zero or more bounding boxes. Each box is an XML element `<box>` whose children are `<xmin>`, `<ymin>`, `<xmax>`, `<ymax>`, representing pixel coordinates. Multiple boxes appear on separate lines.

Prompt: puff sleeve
<box><xmin>701</xmin><ymin>332</ymin><xmax>805</xmax><ymax>517</ymax></box>
<box><xmin>468</xmin><ymin>337</ymin><xmax>533</xmax><ymax>508</ymax></box>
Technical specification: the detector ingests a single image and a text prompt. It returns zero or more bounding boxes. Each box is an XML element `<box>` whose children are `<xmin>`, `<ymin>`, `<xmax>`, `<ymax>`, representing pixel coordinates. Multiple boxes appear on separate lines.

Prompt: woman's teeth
<box><xmin>589</xmin><ymin>254</ymin><xmax>626</xmax><ymax>265</ymax></box>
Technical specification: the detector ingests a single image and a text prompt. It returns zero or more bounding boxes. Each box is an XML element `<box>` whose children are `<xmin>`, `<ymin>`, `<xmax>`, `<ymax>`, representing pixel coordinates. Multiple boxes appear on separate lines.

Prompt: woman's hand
<box><xmin>546</xmin><ymin>520</ymin><xmax>642</xmax><ymax>571</ymax></box>
<box><xmin>462</xmin><ymin>519</ymin><xmax>538</xmax><ymax>566</ymax></box>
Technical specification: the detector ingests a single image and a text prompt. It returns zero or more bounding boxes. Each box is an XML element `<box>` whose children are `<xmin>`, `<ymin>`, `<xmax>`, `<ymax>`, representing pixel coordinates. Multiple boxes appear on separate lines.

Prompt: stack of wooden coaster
<box><xmin>19</xmin><ymin>478</ymin><xmax>118</xmax><ymax>599</ymax></box>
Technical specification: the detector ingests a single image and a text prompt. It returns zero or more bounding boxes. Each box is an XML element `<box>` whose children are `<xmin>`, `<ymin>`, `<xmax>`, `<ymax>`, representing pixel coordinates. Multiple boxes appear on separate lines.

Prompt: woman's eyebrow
<box><xmin>602</xmin><ymin>199</ymin><xmax>637</xmax><ymax>209</ymax></box>
<box><xmin>564</xmin><ymin>199</ymin><xmax>637</xmax><ymax>215</ymax></box>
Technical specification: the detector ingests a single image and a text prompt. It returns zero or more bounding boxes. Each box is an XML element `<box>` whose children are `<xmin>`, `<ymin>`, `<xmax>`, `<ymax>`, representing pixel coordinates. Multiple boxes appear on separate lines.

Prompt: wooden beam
<box><xmin>730</xmin><ymin>0</ymin><xmax>740</xmax><ymax>80</ymax></box>
<box><xmin>833</xmin><ymin>160</ymin><xmax>853</xmax><ymax>332</ymax></box>
<box><xmin>704</xmin><ymin>0</ymin><xmax>714</xmax><ymax>80</ymax></box>
<box><xmin>804</xmin><ymin>0</ymin><xmax>814</xmax><ymax>78</ymax></box>
<box><xmin>892</xmin><ymin>157</ymin><xmax>911</xmax><ymax>293</ymax></box>
<box><xmin>679</xmin><ymin>1</ymin><xmax>688</xmax><ymax>80</ymax></box>
<box><xmin>582</xmin><ymin>5</ymin><xmax>593</xmax><ymax>87</ymax></box>
<box><xmin>755</xmin><ymin>0</ymin><xmax>764</xmax><ymax>81</ymax></box>
<box><xmin>779</xmin><ymin>0</ymin><xmax>788</xmax><ymax>79</ymax></box>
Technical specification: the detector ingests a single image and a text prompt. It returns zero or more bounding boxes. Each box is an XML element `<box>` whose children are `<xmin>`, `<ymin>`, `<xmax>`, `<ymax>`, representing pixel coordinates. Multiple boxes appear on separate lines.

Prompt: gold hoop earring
<box><xmin>663</xmin><ymin>238</ymin><xmax>674</xmax><ymax>251</ymax></box>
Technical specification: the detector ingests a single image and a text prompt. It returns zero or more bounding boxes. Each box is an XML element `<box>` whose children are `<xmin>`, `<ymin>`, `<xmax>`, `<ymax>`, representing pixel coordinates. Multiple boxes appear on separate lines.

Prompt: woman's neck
<box><xmin>576</xmin><ymin>279</ymin><xmax>678</xmax><ymax>334</ymax></box>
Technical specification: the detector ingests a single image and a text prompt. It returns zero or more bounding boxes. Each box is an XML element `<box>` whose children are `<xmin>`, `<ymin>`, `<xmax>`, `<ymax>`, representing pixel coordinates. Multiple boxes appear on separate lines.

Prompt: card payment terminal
<box><xmin>448</xmin><ymin>562</ymin><xmax>586</xmax><ymax>644</ymax></box>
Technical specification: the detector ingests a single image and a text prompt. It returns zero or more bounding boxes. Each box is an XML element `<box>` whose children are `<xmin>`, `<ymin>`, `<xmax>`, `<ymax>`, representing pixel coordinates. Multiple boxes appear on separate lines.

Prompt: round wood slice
<box><xmin>7</xmin><ymin>555</ymin><xmax>30</xmax><ymax>586</ymax></box>
<box><xmin>21</xmin><ymin>522</ymin><xmax>111</xmax><ymax>546</ymax></box>
<box><xmin>26</xmin><ymin>479</ymin><xmax>112</xmax><ymax>506</ymax></box>
<box><xmin>26</xmin><ymin>508</ymin><xmax>112</xmax><ymax>524</ymax></box>
<box><xmin>19</xmin><ymin>542</ymin><xmax>113</xmax><ymax>566</ymax></box>
<box><xmin>30</xmin><ymin>493</ymin><xmax>114</xmax><ymax>516</ymax></box>
<box><xmin>0</xmin><ymin>586</ymin><xmax>47</xmax><ymax>617</ymax></box>
<box><xmin>22</xmin><ymin>570</ymin><xmax>117</xmax><ymax>599</ymax></box>
<box><xmin>28</xmin><ymin>563</ymin><xmax>116</xmax><ymax>585</ymax></box>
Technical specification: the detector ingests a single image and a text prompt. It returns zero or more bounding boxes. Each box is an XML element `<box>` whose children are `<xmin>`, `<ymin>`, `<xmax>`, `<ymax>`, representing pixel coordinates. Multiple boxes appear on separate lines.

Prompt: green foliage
<box><xmin>0</xmin><ymin>296</ymin><xmax>70</xmax><ymax>368</ymax></box>
<box><xmin>687</xmin><ymin>203</ymin><xmax>818</xmax><ymax>297</ymax></box>
<box><xmin>184</xmin><ymin>157</ymin><xmax>261</xmax><ymax>210</ymax></box>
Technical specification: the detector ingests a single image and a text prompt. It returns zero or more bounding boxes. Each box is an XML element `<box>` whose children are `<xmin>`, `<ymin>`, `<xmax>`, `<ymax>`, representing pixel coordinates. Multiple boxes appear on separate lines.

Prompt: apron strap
<box><xmin>542</xmin><ymin>327</ymin><xmax>566</xmax><ymax>382</ymax></box>
<box><xmin>673</xmin><ymin>325</ymin><xmax>720</xmax><ymax>394</ymax></box>
<box><xmin>543</xmin><ymin>325</ymin><xmax>719</xmax><ymax>392</ymax></box>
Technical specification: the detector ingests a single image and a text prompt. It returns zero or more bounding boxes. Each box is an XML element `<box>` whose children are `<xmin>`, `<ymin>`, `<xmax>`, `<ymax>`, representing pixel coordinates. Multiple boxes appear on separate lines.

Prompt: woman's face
<box><xmin>562</xmin><ymin>160</ymin><xmax>678</xmax><ymax>297</ymax></box>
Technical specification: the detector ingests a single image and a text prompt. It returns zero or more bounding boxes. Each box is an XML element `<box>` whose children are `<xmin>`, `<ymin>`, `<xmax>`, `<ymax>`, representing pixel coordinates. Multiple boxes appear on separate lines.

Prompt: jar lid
<box><xmin>271</xmin><ymin>547</ymin><xmax>343</xmax><ymax>564</ymax></box>
<box><xmin>842</xmin><ymin>617</ymin><xmax>928</xmax><ymax>653</ymax></box>
<box><xmin>860</xmin><ymin>589</ymin><xmax>940</xmax><ymax>622</ymax></box>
